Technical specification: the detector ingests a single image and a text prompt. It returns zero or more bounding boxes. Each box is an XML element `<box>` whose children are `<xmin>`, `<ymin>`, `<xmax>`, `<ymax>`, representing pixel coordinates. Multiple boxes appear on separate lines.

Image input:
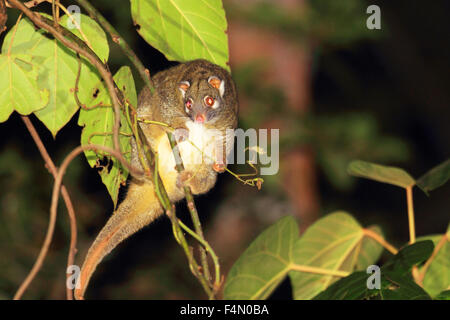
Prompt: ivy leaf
<box><xmin>416</xmin><ymin>159</ymin><xmax>450</xmax><ymax>194</ymax></box>
<box><xmin>289</xmin><ymin>212</ymin><xmax>383</xmax><ymax>300</ymax></box>
<box><xmin>0</xmin><ymin>54</ymin><xmax>49</xmax><ymax>122</ymax></box>
<box><xmin>131</xmin><ymin>0</ymin><xmax>230</xmax><ymax>71</ymax></box>
<box><xmin>348</xmin><ymin>160</ymin><xmax>415</xmax><ymax>188</ymax></box>
<box><xmin>78</xmin><ymin>66</ymin><xmax>135</xmax><ymax>206</ymax></box>
<box><xmin>224</xmin><ymin>216</ymin><xmax>298</xmax><ymax>300</ymax></box>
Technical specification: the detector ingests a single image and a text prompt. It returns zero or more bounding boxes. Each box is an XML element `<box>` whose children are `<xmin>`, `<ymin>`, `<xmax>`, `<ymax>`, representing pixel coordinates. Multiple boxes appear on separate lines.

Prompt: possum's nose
<box><xmin>195</xmin><ymin>113</ymin><xmax>205</xmax><ymax>123</ymax></box>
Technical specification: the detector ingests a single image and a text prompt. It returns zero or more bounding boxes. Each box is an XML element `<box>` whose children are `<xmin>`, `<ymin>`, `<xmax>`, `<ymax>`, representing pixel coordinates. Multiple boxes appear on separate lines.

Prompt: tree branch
<box><xmin>75</xmin><ymin>0</ymin><xmax>155</xmax><ymax>93</ymax></box>
<box><xmin>13</xmin><ymin>143</ymin><xmax>142</xmax><ymax>300</ymax></box>
<box><xmin>20</xmin><ymin>116</ymin><xmax>78</xmax><ymax>300</ymax></box>
<box><xmin>0</xmin><ymin>0</ymin><xmax>7</xmax><ymax>35</ymax></box>
<box><xmin>168</xmin><ymin>133</ymin><xmax>221</xmax><ymax>293</ymax></box>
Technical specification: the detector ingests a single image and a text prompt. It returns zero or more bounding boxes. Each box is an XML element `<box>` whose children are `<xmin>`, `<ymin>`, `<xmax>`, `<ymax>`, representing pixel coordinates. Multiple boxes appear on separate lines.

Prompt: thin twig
<box><xmin>166</xmin><ymin>207</ymin><xmax>213</xmax><ymax>298</ymax></box>
<box><xmin>51</xmin><ymin>0</ymin><xmax>59</xmax><ymax>27</ymax></box>
<box><xmin>168</xmin><ymin>133</ymin><xmax>216</xmax><ymax>288</ymax></box>
<box><xmin>5</xmin><ymin>0</ymin><xmax>48</xmax><ymax>9</ymax></box>
<box><xmin>406</xmin><ymin>186</ymin><xmax>416</xmax><ymax>244</ymax></box>
<box><xmin>417</xmin><ymin>232</ymin><xmax>448</xmax><ymax>285</ymax></box>
<box><xmin>0</xmin><ymin>0</ymin><xmax>7</xmax><ymax>35</ymax></box>
<box><xmin>178</xmin><ymin>219</ymin><xmax>220</xmax><ymax>287</ymax></box>
<box><xmin>13</xmin><ymin>144</ymin><xmax>142</xmax><ymax>300</ymax></box>
<box><xmin>20</xmin><ymin>116</ymin><xmax>78</xmax><ymax>300</ymax></box>
<box><xmin>363</xmin><ymin>228</ymin><xmax>398</xmax><ymax>255</ymax></box>
<box><xmin>75</xmin><ymin>0</ymin><xmax>154</xmax><ymax>93</ymax></box>
<box><xmin>153</xmin><ymin>155</ymin><xmax>213</xmax><ymax>298</ymax></box>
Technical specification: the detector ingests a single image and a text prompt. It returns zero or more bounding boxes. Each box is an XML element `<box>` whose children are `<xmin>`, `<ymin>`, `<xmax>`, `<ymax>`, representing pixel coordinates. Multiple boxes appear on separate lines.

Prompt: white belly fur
<box><xmin>156</xmin><ymin>121</ymin><xmax>219</xmax><ymax>178</ymax></box>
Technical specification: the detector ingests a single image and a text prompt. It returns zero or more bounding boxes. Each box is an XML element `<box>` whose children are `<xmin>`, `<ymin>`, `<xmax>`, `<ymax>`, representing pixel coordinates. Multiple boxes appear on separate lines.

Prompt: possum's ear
<box><xmin>178</xmin><ymin>81</ymin><xmax>190</xmax><ymax>97</ymax></box>
<box><xmin>208</xmin><ymin>76</ymin><xmax>225</xmax><ymax>97</ymax></box>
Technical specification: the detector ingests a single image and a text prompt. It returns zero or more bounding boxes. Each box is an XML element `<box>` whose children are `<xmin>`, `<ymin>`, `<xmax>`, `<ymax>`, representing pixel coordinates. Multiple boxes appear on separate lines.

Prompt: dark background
<box><xmin>0</xmin><ymin>0</ymin><xmax>448</xmax><ymax>299</ymax></box>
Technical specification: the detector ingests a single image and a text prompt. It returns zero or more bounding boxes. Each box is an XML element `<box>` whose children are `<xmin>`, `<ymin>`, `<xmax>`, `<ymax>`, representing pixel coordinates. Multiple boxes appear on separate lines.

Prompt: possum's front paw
<box><xmin>176</xmin><ymin>169</ymin><xmax>217</xmax><ymax>195</ymax></box>
<box><xmin>173</xmin><ymin>127</ymin><xmax>189</xmax><ymax>143</ymax></box>
<box><xmin>212</xmin><ymin>162</ymin><xmax>226</xmax><ymax>173</ymax></box>
<box><xmin>176</xmin><ymin>170</ymin><xmax>193</xmax><ymax>189</ymax></box>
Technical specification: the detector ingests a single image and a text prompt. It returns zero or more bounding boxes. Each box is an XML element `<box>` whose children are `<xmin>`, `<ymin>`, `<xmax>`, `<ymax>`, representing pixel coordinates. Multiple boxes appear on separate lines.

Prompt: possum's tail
<box><xmin>74</xmin><ymin>181</ymin><xmax>163</xmax><ymax>300</ymax></box>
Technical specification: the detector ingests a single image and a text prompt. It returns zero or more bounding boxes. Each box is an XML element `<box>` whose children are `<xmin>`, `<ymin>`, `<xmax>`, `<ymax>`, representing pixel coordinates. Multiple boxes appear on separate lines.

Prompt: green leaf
<box><xmin>417</xmin><ymin>225</ymin><xmax>450</xmax><ymax>297</ymax></box>
<box><xmin>59</xmin><ymin>14</ymin><xmax>109</xmax><ymax>63</ymax></box>
<box><xmin>380</xmin><ymin>272</ymin><xmax>431</xmax><ymax>300</ymax></box>
<box><xmin>78</xmin><ymin>66</ymin><xmax>135</xmax><ymax>206</ymax></box>
<box><xmin>223</xmin><ymin>215</ymin><xmax>298</xmax><ymax>300</ymax></box>
<box><xmin>383</xmin><ymin>240</ymin><xmax>434</xmax><ymax>276</ymax></box>
<box><xmin>434</xmin><ymin>290</ymin><xmax>450</xmax><ymax>300</ymax></box>
<box><xmin>314</xmin><ymin>271</ymin><xmax>432</xmax><ymax>300</ymax></box>
<box><xmin>417</xmin><ymin>159</ymin><xmax>450</xmax><ymax>194</ymax></box>
<box><xmin>0</xmin><ymin>54</ymin><xmax>49</xmax><ymax>122</ymax></box>
<box><xmin>313</xmin><ymin>271</ymin><xmax>375</xmax><ymax>300</ymax></box>
<box><xmin>2</xmin><ymin>16</ymin><xmax>108</xmax><ymax>136</ymax></box>
<box><xmin>289</xmin><ymin>212</ymin><xmax>383</xmax><ymax>300</ymax></box>
<box><xmin>314</xmin><ymin>242</ymin><xmax>434</xmax><ymax>300</ymax></box>
<box><xmin>114</xmin><ymin>66</ymin><xmax>138</xmax><ymax>109</ymax></box>
<box><xmin>131</xmin><ymin>0</ymin><xmax>230</xmax><ymax>71</ymax></box>
<box><xmin>348</xmin><ymin>160</ymin><xmax>415</xmax><ymax>188</ymax></box>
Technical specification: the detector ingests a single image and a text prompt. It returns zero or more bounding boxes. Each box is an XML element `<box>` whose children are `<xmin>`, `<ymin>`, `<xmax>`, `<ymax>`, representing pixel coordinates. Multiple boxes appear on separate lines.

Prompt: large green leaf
<box><xmin>380</xmin><ymin>272</ymin><xmax>431</xmax><ymax>300</ymax></box>
<box><xmin>1</xmin><ymin>15</ymin><xmax>108</xmax><ymax>136</ymax></box>
<box><xmin>0</xmin><ymin>53</ymin><xmax>48</xmax><ymax>122</ymax></box>
<box><xmin>223</xmin><ymin>215</ymin><xmax>298</xmax><ymax>300</ymax></box>
<box><xmin>434</xmin><ymin>290</ymin><xmax>450</xmax><ymax>300</ymax></box>
<box><xmin>312</xmin><ymin>271</ymin><xmax>375</xmax><ymax>300</ymax></box>
<box><xmin>289</xmin><ymin>212</ymin><xmax>383</xmax><ymax>299</ymax></box>
<box><xmin>224</xmin><ymin>212</ymin><xmax>388</xmax><ymax>300</ymax></box>
<box><xmin>130</xmin><ymin>0</ymin><xmax>230</xmax><ymax>71</ymax></box>
<box><xmin>314</xmin><ymin>271</ymin><xmax>431</xmax><ymax>300</ymax></box>
<box><xmin>348</xmin><ymin>160</ymin><xmax>415</xmax><ymax>188</ymax></box>
<box><xmin>417</xmin><ymin>159</ymin><xmax>450</xmax><ymax>194</ymax></box>
<box><xmin>78</xmin><ymin>66</ymin><xmax>135</xmax><ymax>206</ymax></box>
<box><xmin>314</xmin><ymin>242</ymin><xmax>434</xmax><ymax>300</ymax></box>
<box><xmin>417</xmin><ymin>225</ymin><xmax>450</xmax><ymax>297</ymax></box>
<box><xmin>383</xmin><ymin>240</ymin><xmax>434</xmax><ymax>276</ymax></box>
<box><xmin>60</xmin><ymin>14</ymin><xmax>109</xmax><ymax>63</ymax></box>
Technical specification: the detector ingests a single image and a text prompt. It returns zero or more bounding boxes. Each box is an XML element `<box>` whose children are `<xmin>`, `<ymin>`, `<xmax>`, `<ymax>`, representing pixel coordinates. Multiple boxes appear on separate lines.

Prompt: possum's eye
<box><xmin>185</xmin><ymin>98</ymin><xmax>193</xmax><ymax>112</ymax></box>
<box><xmin>204</xmin><ymin>96</ymin><xmax>216</xmax><ymax>108</ymax></box>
